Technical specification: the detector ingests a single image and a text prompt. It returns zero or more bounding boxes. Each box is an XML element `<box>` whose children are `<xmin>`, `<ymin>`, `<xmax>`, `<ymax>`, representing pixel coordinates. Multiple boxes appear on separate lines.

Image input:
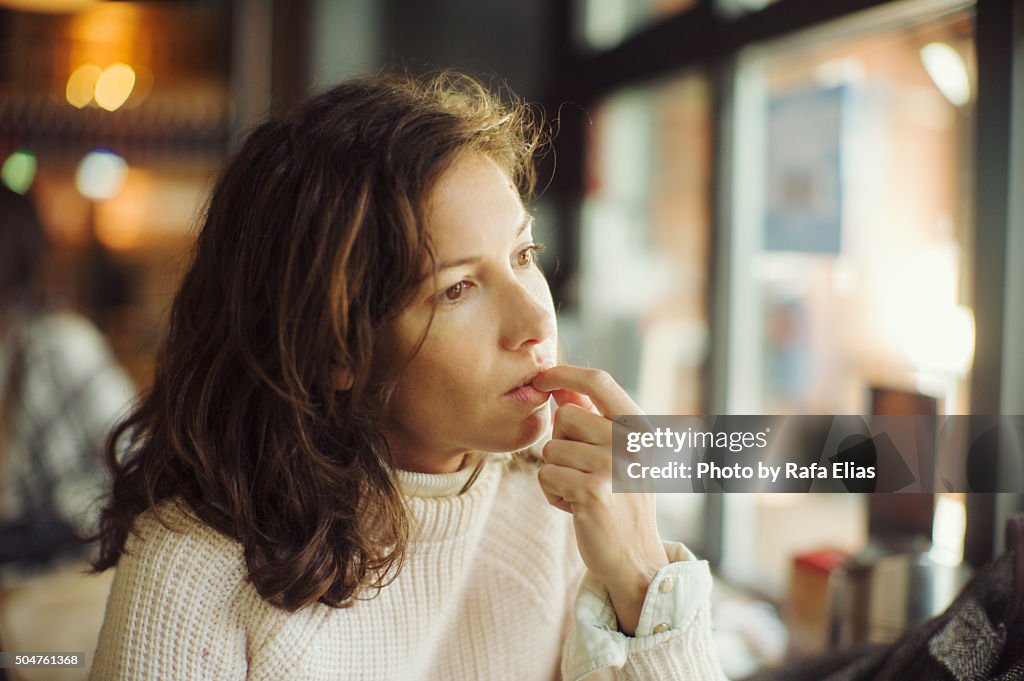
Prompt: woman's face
<box><xmin>380</xmin><ymin>152</ymin><xmax>558</xmax><ymax>473</ymax></box>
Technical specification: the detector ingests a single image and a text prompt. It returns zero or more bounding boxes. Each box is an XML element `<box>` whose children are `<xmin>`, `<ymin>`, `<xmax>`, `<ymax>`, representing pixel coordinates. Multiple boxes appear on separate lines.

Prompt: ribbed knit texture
<box><xmin>88</xmin><ymin>459</ymin><xmax>726</xmax><ymax>680</ymax></box>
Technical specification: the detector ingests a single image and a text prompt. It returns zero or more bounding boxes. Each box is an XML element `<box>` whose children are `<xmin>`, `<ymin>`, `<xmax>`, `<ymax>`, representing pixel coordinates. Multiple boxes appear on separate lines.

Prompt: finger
<box><xmin>551</xmin><ymin>388</ymin><xmax>598</xmax><ymax>413</ymax></box>
<box><xmin>537</xmin><ymin>466</ymin><xmax>574</xmax><ymax>514</ymax></box>
<box><xmin>533</xmin><ymin>365</ymin><xmax>641</xmax><ymax>420</ymax></box>
<box><xmin>537</xmin><ymin>462</ymin><xmax>597</xmax><ymax>507</ymax></box>
<box><xmin>542</xmin><ymin>438</ymin><xmax>610</xmax><ymax>475</ymax></box>
<box><xmin>614</xmin><ymin>413</ymin><xmax>656</xmax><ymax>433</ymax></box>
<box><xmin>552</xmin><ymin>403</ymin><xmax>613</xmax><ymax>446</ymax></box>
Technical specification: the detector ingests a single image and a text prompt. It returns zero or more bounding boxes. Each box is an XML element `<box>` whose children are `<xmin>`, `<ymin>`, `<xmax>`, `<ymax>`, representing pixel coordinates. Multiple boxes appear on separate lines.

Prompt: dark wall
<box><xmin>380</xmin><ymin>0</ymin><xmax>553</xmax><ymax>102</ymax></box>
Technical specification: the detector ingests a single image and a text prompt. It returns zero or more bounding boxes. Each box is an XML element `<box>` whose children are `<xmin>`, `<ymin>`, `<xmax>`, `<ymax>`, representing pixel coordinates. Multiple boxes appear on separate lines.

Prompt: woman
<box><xmin>89</xmin><ymin>71</ymin><xmax>726</xmax><ymax>681</ymax></box>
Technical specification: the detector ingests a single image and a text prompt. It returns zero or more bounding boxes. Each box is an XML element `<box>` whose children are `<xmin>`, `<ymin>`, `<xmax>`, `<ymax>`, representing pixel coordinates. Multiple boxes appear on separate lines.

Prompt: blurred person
<box><xmin>88</xmin><ymin>72</ymin><xmax>727</xmax><ymax>681</ymax></box>
<box><xmin>0</xmin><ymin>186</ymin><xmax>135</xmax><ymax>678</ymax></box>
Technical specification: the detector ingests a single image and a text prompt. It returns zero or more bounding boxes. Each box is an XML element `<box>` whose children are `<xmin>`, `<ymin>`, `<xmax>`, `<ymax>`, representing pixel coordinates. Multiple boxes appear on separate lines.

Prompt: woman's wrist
<box><xmin>603</xmin><ymin>549</ymin><xmax>670</xmax><ymax>636</ymax></box>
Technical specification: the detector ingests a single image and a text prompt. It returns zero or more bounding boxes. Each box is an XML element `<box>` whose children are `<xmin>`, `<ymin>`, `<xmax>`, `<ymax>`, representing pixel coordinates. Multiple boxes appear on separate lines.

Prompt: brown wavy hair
<box><xmin>90</xmin><ymin>71</ymin><xmax>545</xmax><ymax>611</ymax></box>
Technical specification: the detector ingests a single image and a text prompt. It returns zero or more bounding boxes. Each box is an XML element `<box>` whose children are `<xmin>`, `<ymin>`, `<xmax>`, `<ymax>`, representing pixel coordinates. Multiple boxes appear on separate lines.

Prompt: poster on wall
<box><xmin>764</xmin><ymin>85</ymin><xmax>844</xmax><ymax>254</ymax></box>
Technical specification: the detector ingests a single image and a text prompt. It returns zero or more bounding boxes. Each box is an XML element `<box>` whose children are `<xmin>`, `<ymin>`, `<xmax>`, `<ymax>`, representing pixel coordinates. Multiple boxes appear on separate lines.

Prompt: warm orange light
<box><xmin>66</xmin><ymin>5</ymin><xmax>141</xmax><ymax>75</ymax></box>
<box><xmin>96</xmin><ymin>191</ymin><xmax>143</xmax><ymax>250</ymax></box>
<box><xmin>66</xmin><ymin>63</ymin><xmax>102</xmax><ymax>108</ymax></box>
<box><xmin>0</xmin><ymin>0</ymin><xmax>98</xmax><ymax>12</ymax></box>
<box><xmin>94</xmin><ymin>63</ymin><xmax>136</xmax><ymax>111</ymax></box>
<box><xmin>93</xmin><ymin>167</ymin><xmax>204</xmax><ymax>250</ymax></box>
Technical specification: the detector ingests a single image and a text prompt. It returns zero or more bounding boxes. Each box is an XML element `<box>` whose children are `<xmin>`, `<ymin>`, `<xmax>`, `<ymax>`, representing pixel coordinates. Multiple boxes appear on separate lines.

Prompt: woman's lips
<box><xmin>504</xmin><ymin>382</ymin><xmax>551</xmax><ymax>408</ymax></box>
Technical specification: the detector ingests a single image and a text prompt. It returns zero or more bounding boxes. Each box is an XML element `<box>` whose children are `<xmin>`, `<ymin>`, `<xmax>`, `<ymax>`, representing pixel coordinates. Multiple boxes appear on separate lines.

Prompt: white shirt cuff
<box><xmin>561</xmin><ymin>541</ymin><xmax>714</xmax><ymax>681</ymax></box>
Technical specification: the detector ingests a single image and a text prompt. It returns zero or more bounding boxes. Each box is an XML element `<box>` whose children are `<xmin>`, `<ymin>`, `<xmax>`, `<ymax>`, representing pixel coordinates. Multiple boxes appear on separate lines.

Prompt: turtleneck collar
<box><xmin>395</xmin><ymin>464</ymin><xmax>477</xmax><ymax>498</ymax></box>
<box><xmin>395</xmin><ymin>452</ymin><xmax>512</xmax><ymax>498</ymax></box>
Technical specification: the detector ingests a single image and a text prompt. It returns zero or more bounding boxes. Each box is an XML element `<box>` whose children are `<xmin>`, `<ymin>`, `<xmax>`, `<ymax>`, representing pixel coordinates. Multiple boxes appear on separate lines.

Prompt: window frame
<box><xmin>548</xmin><ymin>0</ymin><xmax>1021</xmax><ymax>565</ymax></box>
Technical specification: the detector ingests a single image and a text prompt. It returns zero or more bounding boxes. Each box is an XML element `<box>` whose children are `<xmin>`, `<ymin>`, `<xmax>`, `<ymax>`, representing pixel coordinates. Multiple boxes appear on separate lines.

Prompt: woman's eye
<box><xmin>441</xmin><ymin>281</ymin><xmax>469</xmax><ymax>303</ymax></box>
<box><xmin>516</xmin><ymin>243</ymin><xmax>545</xmax><ymax>268</ymax></box>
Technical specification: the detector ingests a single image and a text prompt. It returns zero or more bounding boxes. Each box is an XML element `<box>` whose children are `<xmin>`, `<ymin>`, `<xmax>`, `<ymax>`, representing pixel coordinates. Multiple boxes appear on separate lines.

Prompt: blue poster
<box><xmin>764</xmin><ymin>86</ymin><xmax>844</xmax><ymax>254</ymax></box>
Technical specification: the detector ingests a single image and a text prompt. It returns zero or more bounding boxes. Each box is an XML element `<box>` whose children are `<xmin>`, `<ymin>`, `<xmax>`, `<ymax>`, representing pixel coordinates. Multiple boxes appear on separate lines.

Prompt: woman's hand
<box><xmin>532</xmin><ymin>365</ymin><xmax>668</xmax><ymax>636</ymax></box>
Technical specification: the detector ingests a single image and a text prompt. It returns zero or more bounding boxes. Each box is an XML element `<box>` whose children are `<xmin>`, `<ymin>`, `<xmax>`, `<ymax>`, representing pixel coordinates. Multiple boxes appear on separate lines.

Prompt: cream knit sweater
<box><xmin>89</xmin><ymin>457</ymin><xmax>727</xmax><ymax>680</ymax></box>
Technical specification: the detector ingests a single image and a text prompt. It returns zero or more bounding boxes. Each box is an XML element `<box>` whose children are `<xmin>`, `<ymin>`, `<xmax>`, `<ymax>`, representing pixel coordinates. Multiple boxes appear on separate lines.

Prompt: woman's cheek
<box><xmin>422</xmin><ymin>311</ymin><xmax>475</xmax><ymax>362</ymax></box>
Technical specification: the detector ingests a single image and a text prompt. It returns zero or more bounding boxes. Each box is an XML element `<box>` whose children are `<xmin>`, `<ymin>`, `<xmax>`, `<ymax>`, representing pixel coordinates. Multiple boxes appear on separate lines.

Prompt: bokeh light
<box><xmin>1</xmin><ymin>150</ymin><xmax>38</xmax><ymax>194</ymax></box>
<box><xmin>882</xmin><ymin>246</ymin><xmax>975</xmax><ymax>376</ymax></box>
<box><xmin>920</xmin><ymin>42</ymin><xmax>971</xmax><ymax>107</ymax></box>
<box><xmin>66</xmin><ymin>63</ymin><xmax>102</xmax><ymax>108</ymax></box>
<box><xmin>94</xmin><ymin>63</ymin><xmax>136</xmax><ymax>111</ymax></box>
<box><xmin>76</xmin><ymin>149</ymin><xmax>128</xmax><ymax>200</ymax></box>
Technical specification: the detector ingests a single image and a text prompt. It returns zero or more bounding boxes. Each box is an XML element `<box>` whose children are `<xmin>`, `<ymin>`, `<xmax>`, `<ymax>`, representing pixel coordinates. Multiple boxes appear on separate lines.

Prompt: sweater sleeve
<box><xmin>560</xmin><ymin>541</ymin><xmax>728</xmax><ymax>681</ymax></box>
<box><xmin>88</xmin><ymin>508</ymin><xmax>250</xmax><ymax>681</ymax></box>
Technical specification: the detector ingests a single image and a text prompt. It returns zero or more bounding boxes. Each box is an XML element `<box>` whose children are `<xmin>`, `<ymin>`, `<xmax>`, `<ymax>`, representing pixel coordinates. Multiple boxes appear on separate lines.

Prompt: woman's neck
<box><xmin>394</xmin><ymin>450</ymin><xmax>476</xmax><ymax>475</ymax></box>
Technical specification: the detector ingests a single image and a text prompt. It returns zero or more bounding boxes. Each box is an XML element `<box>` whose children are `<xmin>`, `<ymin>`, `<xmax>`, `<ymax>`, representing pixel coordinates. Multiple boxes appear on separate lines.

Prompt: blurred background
<box><xmin>0</xmin><ymin>0</ymin><xmax>1021</xmax><ymax>678</ymax></box>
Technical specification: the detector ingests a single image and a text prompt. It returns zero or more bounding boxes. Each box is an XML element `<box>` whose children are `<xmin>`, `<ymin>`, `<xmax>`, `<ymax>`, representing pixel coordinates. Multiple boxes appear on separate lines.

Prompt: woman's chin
<box><xmin>486</xmin><ymin>408</ymin><xmax>551</xmax><ymax>454</ymax></box>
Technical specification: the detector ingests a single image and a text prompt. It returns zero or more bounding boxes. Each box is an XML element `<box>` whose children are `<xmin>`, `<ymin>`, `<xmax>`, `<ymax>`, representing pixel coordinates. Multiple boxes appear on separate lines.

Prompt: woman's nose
<box><xmin>500</xmin><ymin>278</ymin><xmax>556</xmax><ymax>351</ymax></box>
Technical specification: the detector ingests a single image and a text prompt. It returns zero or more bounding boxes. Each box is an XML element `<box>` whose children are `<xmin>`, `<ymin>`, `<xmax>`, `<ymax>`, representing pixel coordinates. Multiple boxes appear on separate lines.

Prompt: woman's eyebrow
<box><xmin>430</xmin><ymin>214</ymin><xmax>535</xmax><ymax>274</ymax></box>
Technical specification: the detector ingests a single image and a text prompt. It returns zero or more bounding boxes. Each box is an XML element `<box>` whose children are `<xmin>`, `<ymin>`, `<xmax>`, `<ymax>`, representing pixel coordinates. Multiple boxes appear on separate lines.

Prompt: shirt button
<box><xmin>653</xmin><ymin>623</ymin><xmax>671</xmax><ymax>634</ymax></box>
<box><xmin>658</xmin><ymin>578</ymin><xmax>675</xmax><ymax>594</ymax></box>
